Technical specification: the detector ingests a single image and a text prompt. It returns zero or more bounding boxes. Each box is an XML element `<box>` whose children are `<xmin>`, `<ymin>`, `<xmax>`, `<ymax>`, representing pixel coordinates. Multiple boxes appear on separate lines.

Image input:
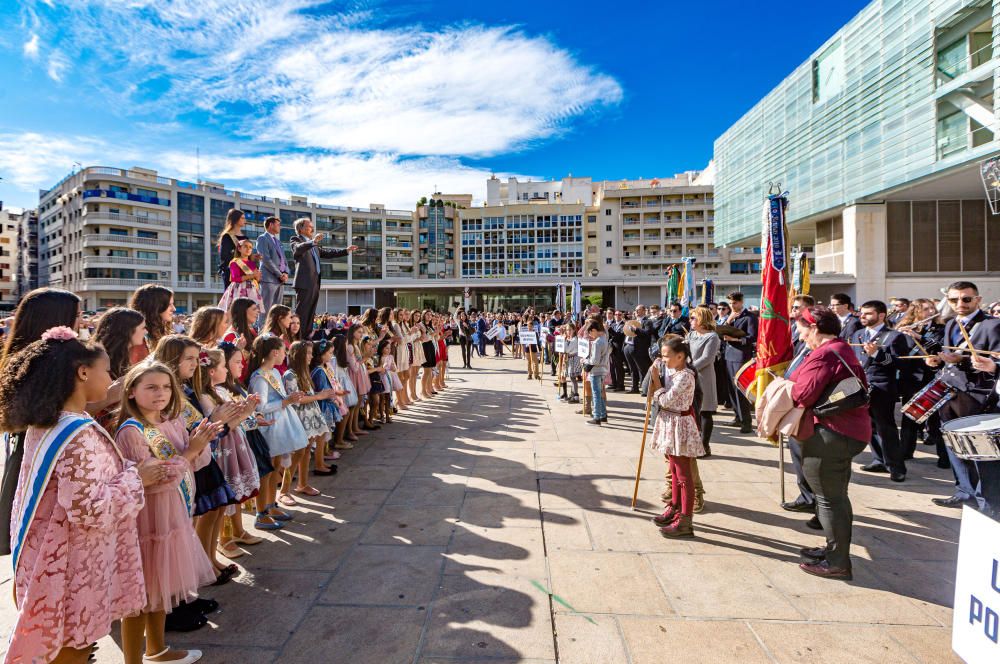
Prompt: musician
<box><xmin>721</xmin><ymin>291</ymin><xmax>757</xmax><ymax>434</ymax></box>
<box><xmin>623</xmin><ymin>305</ymin><xmax>654</xmax><ymax>394</ymax></box>
<box><xmin>896</xmin><ymin>299</ymin><xmax>946</xmax><ymax>467</ymax></box>
<box><xmin>926</xmin><ymin>281</ymin><xmax>999</xmax><ymax>508</ymax></box>
<box><xmin>888</xmin><ymin>298</ymin><xmax>910</xmax><ymax>326</ymax></box>
<box><xmin>658</xmin><ymin>302</ymin><xmax>689</xmax><ymax>339</ymax></box>
<box><xmin>830</xmin><ymin>293</ymin><xmax>862</xmax><ymax>340</ymax></box>
<box><xmin>607</xmin><ymin>311</ymin><xmax>627</xmax><ymax>391</ymax></box>
<box><xmin>959</xmin><ymin>353</ymin><xmax>1000</xmax><ymax>519</ymax></box>
<box><xmin>850</xmin><ymin>300</ymin><xmax>909</xmax><ymax>482</ymax></box>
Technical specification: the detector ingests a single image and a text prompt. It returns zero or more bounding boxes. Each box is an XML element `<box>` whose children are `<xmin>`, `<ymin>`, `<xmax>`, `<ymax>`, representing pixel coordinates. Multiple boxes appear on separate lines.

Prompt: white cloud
<box><xmin>22</xmin><ymin>33</ymin><xmax>39</xmax><ymax>59</ymax></box>
<box><xmin>46</xmin><ymin>49</ymin><xmax>69</xmax><ymax>82</ymax></box>
<box><xmin>25</xmin><ymin>0</ymin><xmax>622</xmax><ymax>157</ymax></box>
<box><xmin>0</xmin><ymin>131</ymin><xmax>527</xmax><ymax>210</ymax></box>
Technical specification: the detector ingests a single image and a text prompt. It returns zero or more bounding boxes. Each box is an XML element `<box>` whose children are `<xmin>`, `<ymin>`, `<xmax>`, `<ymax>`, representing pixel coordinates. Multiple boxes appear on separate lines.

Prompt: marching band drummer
<box><xmin>926</xmin><ymin>281</ymin><xmax>1000</xmax><ymax>509</ymax></box>
<box><xmin>956</xmin><ymin>350</ymin><xmax>1000</xmax><ymax>519</ymax></box>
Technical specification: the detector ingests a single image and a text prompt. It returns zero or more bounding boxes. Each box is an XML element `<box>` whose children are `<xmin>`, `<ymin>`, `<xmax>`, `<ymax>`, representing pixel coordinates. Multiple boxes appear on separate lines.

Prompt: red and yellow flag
<box><xmin>743</xmin><ymin>193</ymin><xmax>793</xmax><ymax>406</ymax></box>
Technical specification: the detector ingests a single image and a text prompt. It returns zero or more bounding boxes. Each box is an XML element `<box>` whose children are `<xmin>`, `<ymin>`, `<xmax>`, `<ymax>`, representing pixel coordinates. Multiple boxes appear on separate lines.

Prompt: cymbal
<box><xmin>716</xmin><ymin>325</ymin><xmax>747</xmax><ymax>339</ymax></box>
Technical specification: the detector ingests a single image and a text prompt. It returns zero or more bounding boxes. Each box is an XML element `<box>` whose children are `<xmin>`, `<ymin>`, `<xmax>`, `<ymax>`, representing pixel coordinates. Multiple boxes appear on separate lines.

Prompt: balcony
<box><xmin>84</xmin><ymin>212</ymin><xmax>172</xmax><ymax>229</ymax></box>
<box><xmin>83</xmin><ymin>234</ymin><xmax>172</xmax><ymax>249</ymax></box>
<box><xmin>83</xmin><ymin>189</ymin><xmax>170</xmax><ymax>207</ymax></box>
<box><xmin>83</xmin><ymin>255</ymin><xmax>172</xmax><ymax>268</ymax></box>
<box><xmin>84</xmin><ymin>167</ymin><xmax>173</xmax><ymax>186</ymax></box>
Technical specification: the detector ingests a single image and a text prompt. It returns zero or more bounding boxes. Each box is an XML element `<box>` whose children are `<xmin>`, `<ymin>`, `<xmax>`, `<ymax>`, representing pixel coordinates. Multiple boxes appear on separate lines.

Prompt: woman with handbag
<box><xmin>789</xmin><ymin>305</ymin><xmax>872</xmax><ymax>581</ymax></box>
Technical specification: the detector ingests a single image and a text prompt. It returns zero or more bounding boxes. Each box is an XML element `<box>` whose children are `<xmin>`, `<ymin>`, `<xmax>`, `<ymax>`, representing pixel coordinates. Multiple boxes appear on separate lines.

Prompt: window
<box><xmin>108</xmin><ymin>250</ymin><xmax>127</xmax><ymax>257</ymax></box>
<box><xmin>587</xmin><ymin>215</ymin><xmax>596</xmax><ymax>223</ymax></box>
<box><xmin>606</xmin><ymin>225</ymin><xmax>612</xmax><ymax>232</ymax></box>
<box><xmin>605</xmin><ymin>258</ymin><xmax>612</xmax><ymax>264</ymax></box>
<box><xmin>812</xmin><ymin>40</ymin><xmax>844</xmax><ymax>104</ymax></box>
<box><xmin>109</xmin><ymin>228</ymin><xmax>128</xmax><ymax>236</ymax></box>
<box><xmin>605</xmin><ymin>241</ymin><xmax>612</xmax><ymax>247</ymax></box>
<box><xmin>137</xmin><ymin>230</ymin><xmax>158</xmax><ymax>239</ymax></box>
<box><xmin>137</xmin><ymin>251</ymin><xmax>158</xmax><ymax>260</ymax></box>
<box><xmin>137</xmin><ymin>271</ymin><xmax>159</xmax><ymax>281</ymax></box>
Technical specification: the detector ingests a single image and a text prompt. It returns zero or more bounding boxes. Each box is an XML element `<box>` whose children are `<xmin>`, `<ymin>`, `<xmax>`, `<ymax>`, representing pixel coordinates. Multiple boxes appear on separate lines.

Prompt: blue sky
<box><xmin>0</xmin><ymin>0</ymin><xmax>869</xmax><ymax>211</ymax></box>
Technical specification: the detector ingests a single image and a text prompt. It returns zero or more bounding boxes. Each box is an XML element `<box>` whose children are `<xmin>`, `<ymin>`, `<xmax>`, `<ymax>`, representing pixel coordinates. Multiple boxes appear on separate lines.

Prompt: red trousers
<box><xmin>668</xmin><ymin>454</ymin><xmax>695</xmax><ymax>516</ymax></box>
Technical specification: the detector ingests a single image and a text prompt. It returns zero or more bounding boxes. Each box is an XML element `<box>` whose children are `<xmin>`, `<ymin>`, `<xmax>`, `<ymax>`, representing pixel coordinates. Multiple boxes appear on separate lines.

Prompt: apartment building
<box><xmin>37</xmin><ymin>166</ymin><xmax>411</xmax><ymax>313</ymax></box>
<box><xmin>13</xmin><ymin>207</ymin><xmax>38</xmax><ymax>301</ymax></box>
<box><xmin>0</xmin><ymin>206</ymin><xmax>21</xmax><ymax>306</ymax></box>
<box><xmin>714</xmin><ymin>0</ymin><xmax>1000</xmax><ymax>303</ymax></box>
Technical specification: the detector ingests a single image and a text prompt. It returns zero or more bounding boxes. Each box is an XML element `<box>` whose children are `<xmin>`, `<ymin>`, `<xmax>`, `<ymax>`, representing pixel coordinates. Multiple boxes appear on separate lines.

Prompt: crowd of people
<box><xmin>0</xmin><ymin>282</ymin><xmax>459</xmax><ymax>664</ymax></box>
<box><xmin>2</xmin><ymin>206</ymin><xmax>997</xmax><ymax>660</ymax></box>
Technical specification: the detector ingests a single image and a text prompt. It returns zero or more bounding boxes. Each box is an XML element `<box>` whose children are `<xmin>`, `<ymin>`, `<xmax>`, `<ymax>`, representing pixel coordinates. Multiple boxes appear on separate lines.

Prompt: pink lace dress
<box><xmin>204</xmin><ymin>390</ymin><xmax>261</xmax><ymax>505</ymax></box>
<box><xmin>648</xmin><ymin>368</ymin><xmax>705</xmax><ymax>458</ymax></box>
<box><xmin>115</xmin><ymin>417</ymin><xmax>217</xmax><ymax>613</ymax></box>
<box><xmin>348</xmin><ymin>344</ymin><xmax>372</xmax><ymax>395</ymax></box>
<box><xmin>7</xmin><ymin>418</ymin><xmax>146</xmax><ymax>663</ymax></box>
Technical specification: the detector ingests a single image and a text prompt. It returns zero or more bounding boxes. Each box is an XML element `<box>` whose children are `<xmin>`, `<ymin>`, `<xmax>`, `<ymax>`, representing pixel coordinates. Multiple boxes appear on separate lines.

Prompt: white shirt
<box><xmin>863</xmin><ymin>323</ymin><xmax>884</xmax><ymax>342</ymax></box>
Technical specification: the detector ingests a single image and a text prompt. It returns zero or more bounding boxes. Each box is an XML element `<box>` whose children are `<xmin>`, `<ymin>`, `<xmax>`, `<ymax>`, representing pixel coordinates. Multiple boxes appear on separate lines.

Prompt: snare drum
<box><xmin>941</xmin><ymin>414</ymin><xmax>1000</xmax><ymax>461</ymax></box>
<box><xmin>902</xmin><ymin>378</ymin><xmax>954</xmax><ymax>423</ymax></box>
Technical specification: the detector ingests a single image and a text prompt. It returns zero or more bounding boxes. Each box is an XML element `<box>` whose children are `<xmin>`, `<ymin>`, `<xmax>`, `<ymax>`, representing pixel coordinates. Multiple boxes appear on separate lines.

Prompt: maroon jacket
<box><xmin>789</xmin><ymin>337</ymin><xmax>872</xmax><ymax>443</ymax></box>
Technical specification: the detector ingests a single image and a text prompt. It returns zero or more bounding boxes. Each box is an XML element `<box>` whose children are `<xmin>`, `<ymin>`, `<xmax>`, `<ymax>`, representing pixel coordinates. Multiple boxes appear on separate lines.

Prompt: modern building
<box><xmin>36</xmin><ymin>166</ymin><xmax>411</xmax><ymax>313</ymax></box>
<box><xmin>0</xmin><ymin>206</ymin><xmax>21</xmax><ymax>306</ymax></box>
<box><xmin>34</xmin><ymin>165</ymin><xmax>747</xmax><ymax>313</ymax></box>
<box><xmin>714</xmin><ymin>0</ymin><xmax>1000</xmax><ymax>303</ymax></box>
<box><xmin>12</xmin><ymin>207</ymin><xmax>38</xmax><ymax>302</ymax></box>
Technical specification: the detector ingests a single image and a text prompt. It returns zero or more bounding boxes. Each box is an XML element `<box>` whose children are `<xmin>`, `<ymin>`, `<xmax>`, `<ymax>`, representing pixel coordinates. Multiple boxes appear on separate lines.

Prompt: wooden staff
<box><xmin>630</xmin><ymin>388</ymin><xmax>655</xmax><ymax>510</ymax></box>
<box><xmin>957</xmin><ymin>319</ymin><xmax>979</xmax><ymax>360</ymax></box>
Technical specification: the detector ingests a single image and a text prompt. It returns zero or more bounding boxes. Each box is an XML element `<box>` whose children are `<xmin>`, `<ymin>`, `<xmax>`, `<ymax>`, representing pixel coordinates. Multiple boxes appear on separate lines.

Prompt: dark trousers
<box><xmin>715</xmin><ymin>356</ymin><xmax>732</xmax><ymax>408</ymax></box>
<box><xmin>477</xmin><ymin>335</ymin><xmax>487</xmax><ymax>356</ymax></box>
<box><xmin>494</xmin><ymin>339</ymin><xmax>504</xmax><ymax>356</ymax></box>
<box><xmin>868</xmin><ymin>387</ymin><xmax>905</xmax><ymax>474</ymax></box>
<box><xmin>725</xmin><ymin>358</ymin><xmax>752</xmax><ymax>426</ymax></box>
<box><xmin>700</xmin><ymin>411</ymin><xmax>714</xmax><ymax>448</ymax></box>
<box><xmin>294</xmin><ymin>288</ymin><xmax>319</xmax><ymax>340</ymax></box>
<box><xmin>899</xmin><ymin>379</ymin><xmax>945</xmax><ymax>462</ymax></box>
<box><xmin>800</xmin><ymin>426</ymin><xmax>867</xmax><ymax>569</ymax></box>
<box><xmin>459</xmin><ymin>338</ymin><xmax>473</xmax><ymax>367</ymax></box>
<box><xmin>940</xmin><ymin>393</ymin><xmax>982</xmax><ymax>500</ymax></box>
<box><xmin>787</xmin><ymin>436</ymin><xmax>816</xmax><ymax>506</ymax></box>
<box><xmin>609</xmin><ymin>345</ymin><xmax>626</xmax><ymax>389</ymax></box>
<box><xmin>624</xmin><ymin>344</ymin><xmax>651</xmax><ymax>393</ymax></box>
<box><xmin>975</xmin><ymin>460</ymin><xmax>1000</xmax><ymax>518</ymax></box>
<box><xmin>547</xmin><ymin>342</ymin><xmax>557</xmax><ymax>375</ymax></box>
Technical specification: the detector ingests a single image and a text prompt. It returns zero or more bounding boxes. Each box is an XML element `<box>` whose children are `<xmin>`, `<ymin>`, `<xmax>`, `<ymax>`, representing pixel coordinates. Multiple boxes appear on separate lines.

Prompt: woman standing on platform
<box><xmin>217</xmin><ymin>209</ymin><xmax>246</xmax><ymax>289</ymax></box>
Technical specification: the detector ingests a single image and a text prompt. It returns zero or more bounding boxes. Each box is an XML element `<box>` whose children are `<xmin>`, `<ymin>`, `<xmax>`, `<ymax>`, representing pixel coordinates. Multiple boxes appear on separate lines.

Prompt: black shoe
<box><xmin>629</xmin><ymin>389</ymin><xmax>640</xmax><ymax>394</ymax></box>
<box><xmin>932</xmin><ymin>495</ymin><xmax>973</xmax><ymax>508</ymax></box>
<box><xmin>936</xmin><ymin>458</ymin><xmax>951</xmax><ymax>470</ymax></box>
<box><xmin>186</xmin><ymin>597</ymin><xmax>219</xmax><ymax>615</ymax></box>
<box><xmin>781</xmin><ymin>500</ymin><xmax>816</xmax><ymax>513</ymax></box>
<box><xmin>799</xmin><ymin>546</ymin><xmax>827</xmax><ymax>562</ymax></box>
<box><xmin>806</xmin><ymin>515</ymin><xmax>823</xmax><ymax>530</ymax></box>
<box><xmin>860</xmin><ymin>462</ymin><xmax>888</xmax><ymax>473</ymax></box>
<box><xmin>164</xmin><ymin>609</ymin><xmax>208</xmax><ymax>632</ymax></box>
<box><xmin>723</xmin><ymin>420</ymin><xmax>741</xmax><ymax>427</ymax></box>
<box><xmin>599</xmin><ymin>417</ymin><xmax>608</xmax><ymax>423</ymax></box>
<box><xmin>890</xmin><ymin>472</ymin><xmax>906</xmax><ymax>483</ymax></box>
<box><xmin>702</xmin><ymin>442</ymin><xmax>711</xmax><ymax>457</ymax></box>
<box><xmin>739</xmin><ymin>424</ymin><xmax>753</xmax><ymax>434</ymax></box>
<box><xmin>586</xmin><ymin>418</ymin><xmax>602</xmax><ymax>426</ymax></box>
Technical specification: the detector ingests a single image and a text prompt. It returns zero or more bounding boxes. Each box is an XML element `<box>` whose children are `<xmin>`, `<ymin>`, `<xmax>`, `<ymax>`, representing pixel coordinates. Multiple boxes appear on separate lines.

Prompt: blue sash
<box><xmin>11</xmin><ymin>415</ymin><xmax>99</xmax><ymax>577</ymax></box>
<box><xmin>117</xmin><ymin>418</ymin><xmax>195</xmax><ymax>516</ymax></box>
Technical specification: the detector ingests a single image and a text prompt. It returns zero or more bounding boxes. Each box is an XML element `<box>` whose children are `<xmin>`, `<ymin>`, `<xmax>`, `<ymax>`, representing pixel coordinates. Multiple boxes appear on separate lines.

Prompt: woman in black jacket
<box><xmin>217</xmin><ymin>208</ymin><xmax>246</xmax><ymax>288</ymax></box>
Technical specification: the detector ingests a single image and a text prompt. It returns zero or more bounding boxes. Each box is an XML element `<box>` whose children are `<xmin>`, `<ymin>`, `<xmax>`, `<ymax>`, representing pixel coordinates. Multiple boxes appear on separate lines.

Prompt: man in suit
<box><xmin>851</xmin><ymin>300</ymin><xmax>909</xmax><ymax>482</ymax></box>
<box><xmin>476</xmin><ymin>313</ymin><xmax>489</xmax><ymax>356</ymax></box>
<box><xmin>255</xmin><ymin>216</ymin><xmax>289</xmax><ymax>324</ymax></box>
<box><xmin>623</xmin><ymin>305</ymin><xmax>653</xmax><ymax>393</ymax></box>
<box><xmin>927</xmin><ymin>281</ymin><xmax>999</xmax><ymax>507</ymax></box>
<box><xmin>721</xmin><ymin>291</ymin><xmax>757</xmax><ymax>433</ymax></box>
<box><xmin>888</xmin><ymin>298</ymin><xmax>910</xmax><ymax>326</ymax></box>
<box><xmin>290</xmin><ymin>217</ymin><xmax>357</xmax><ymax>339</ymax></box>
<box><xmin>830</xmin><ymin>293</ymin><xmax>862</xmax><ymax>340</ymax></box>
<box><xmin>659</xmin><ymin>302</ymin><xmax>689</xmax><ymax>338</ymax></box>
<box><xmin>607</xmin><ymin>310</ymin><xmax>627</xmax><ymax>391</ymax></box>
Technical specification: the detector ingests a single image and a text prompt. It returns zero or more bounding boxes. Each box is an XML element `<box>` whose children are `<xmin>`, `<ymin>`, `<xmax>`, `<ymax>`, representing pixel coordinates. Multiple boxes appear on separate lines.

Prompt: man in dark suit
<box><xmin>888</xmin><ymin>298</ymin><xmax>910</xmax><ymax>326</ymax></box>
<box><xmin>658</xmin><ymin>302</ymin><xmax>689</xmax><ymax>338</ymax></box>
<box><xmin>607</xmin><ymin>310</ymin><xmax>627</xmax><ymax>391</ymax></box>
<box><xmin>721</xmin><ymin>291</ymin><xmax>757</xmax><ymax>433</ymax></box>
<box><xmin>290</xmin><ymin>217</ymin><xmax>357</xmax><ymax>339</ymax></box>
<box><xmin>624</xmin><ymin>305</ymin><xmax>653</xmax><ymax>393</ymax></box>
<box><xmin>831</xmin><ymin>293</ymin><xmax>862</xmax><ymax>340</ymax></box>
<box><xmin>476</xmin><ymin>314</ymin><xmax>489</xmax><ymax>357</ymax></box>
<box><xmin>850</xmin><ymin>300</ymin><xmax>909</xmax><ymax>482</ymax></box>
<box><xmin>927</xmin><ymin>281</ymin><xmax>999</xmax><ymax>507</ymax></box>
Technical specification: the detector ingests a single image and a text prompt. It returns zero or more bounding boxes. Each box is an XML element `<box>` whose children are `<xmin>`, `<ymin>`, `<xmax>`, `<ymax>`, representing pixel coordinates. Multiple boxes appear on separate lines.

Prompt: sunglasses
<box><xmin>948</xmin><ymin>296</ymin><xmax>977</xmax><ymax>304</ymax></box>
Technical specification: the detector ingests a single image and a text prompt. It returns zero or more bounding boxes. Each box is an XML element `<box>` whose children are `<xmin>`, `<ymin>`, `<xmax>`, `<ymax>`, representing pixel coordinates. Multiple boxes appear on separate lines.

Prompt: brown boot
<box><xmin>652</xmin><ymin>505</ymin><xmax>678</xmax><ymax>527</ymax></box>
<box><xmin>660</xmin><ymin>514</ymin><xmax>694</xmax><ymax>538</ymax></box>
<box><xmin>693</xmin><ymin>490</ymin><xmax>705</xmax><ymax>514</ymax></box>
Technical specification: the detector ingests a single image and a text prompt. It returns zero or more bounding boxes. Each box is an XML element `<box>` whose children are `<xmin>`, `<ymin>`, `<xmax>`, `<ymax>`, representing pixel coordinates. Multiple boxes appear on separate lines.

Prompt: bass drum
<box><xmin>941</xmin><ymin>414</ymin><xmax>1000</xmax><ymax>461</ymax></box>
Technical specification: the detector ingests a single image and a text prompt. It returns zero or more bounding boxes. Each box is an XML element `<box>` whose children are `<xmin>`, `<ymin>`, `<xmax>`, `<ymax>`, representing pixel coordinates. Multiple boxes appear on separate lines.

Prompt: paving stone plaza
<box><xmin>0</xmin><ymin>352</ymin><xmax>962</xmax><ymax>663</ymax></box>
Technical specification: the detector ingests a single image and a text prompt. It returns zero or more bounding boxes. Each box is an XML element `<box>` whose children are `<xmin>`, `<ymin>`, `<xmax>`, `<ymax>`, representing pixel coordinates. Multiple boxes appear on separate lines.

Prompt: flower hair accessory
<box><xmin>41</xmin><ymin>326</ymin><xmax>78</xmax><ymax>342</ymax></box>
<box><xmin>218</xmin><ymin>341</ymin><xmax>238</xmax><ymax>353</ymax></box>
<box><xmin>198</xmin><ymin>350</ymin><xmax>212</xmax><ymax>367</ymax></box>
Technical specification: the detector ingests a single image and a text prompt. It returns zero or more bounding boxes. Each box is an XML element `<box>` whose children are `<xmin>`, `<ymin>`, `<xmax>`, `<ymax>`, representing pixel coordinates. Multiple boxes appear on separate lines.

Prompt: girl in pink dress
<box><xmin>217</xmin><ymin>240</ymin><xmax>263</xmax><ymax>314</ymax></box>
<box><xmin>115</xmin><ymin>362</ymin><xmax>223</xmax><ymax>664</ymax></box>
<box><xmin>1</xmin><ymin>328</ymin><xmax>164</xmax><ymax>664</ymax></box>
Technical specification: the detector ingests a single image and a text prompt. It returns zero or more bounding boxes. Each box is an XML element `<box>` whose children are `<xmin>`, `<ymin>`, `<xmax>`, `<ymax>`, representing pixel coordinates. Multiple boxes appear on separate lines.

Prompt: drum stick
<box><xmin>957</xmin><ymin>320</ymin><xmax>979</xmax><ymax>359</ymax></box>
<box><xmin>630</xmin><ymin>389</ymin><xmax>655</xmax><ymax>510</ymax></box>
<box><xmin>942</xmin><ymin>345</ymin><xmax>1000</xmax><ymax>357</ymax></box>
<box><xmin>911</xmin><ymin>338</ymin><xmax>930</xmax><ymax>355</ymax></box>
<box><xmin>899</xmin><ymin>355</ymin><xmax>939</xmax><ymax>360</ymax></box>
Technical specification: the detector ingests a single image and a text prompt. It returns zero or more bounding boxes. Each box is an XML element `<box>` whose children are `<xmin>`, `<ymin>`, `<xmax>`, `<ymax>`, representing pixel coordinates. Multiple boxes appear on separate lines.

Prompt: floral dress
<box><xmin>206</xmin><ymin>388</ymin><xmax>261</xmax><ymax>504</ymax></box>
<box><xmin>218</xmin><ymin>258</ymin><xmax>263</xmax><ymax>313</ymax></box>
<box><xmin>283</xmin><ymin>371</ymin><xmax>332</xmax><ymax>442</ymax></box>
<box><xmin>7</xmin><ymin>417</ymin><xmax>146</xmax><ymax>663</ymax></box>
<box><xmin>648</xmin><ymin>367</ymin><xmax>705</xmax><ymax>458</ymax></box>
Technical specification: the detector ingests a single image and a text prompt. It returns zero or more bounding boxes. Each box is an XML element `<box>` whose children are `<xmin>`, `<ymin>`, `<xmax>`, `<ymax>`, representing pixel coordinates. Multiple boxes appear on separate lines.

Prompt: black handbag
<box><xmin>812</xmin><ymin>351</ymin><xmax>870</xmax><ymax>417</ymax></box>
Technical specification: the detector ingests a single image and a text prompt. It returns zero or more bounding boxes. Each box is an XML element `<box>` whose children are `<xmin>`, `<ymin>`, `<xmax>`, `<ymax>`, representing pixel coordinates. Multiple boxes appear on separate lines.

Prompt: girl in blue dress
<box><xmin>246</xmin><ymin>335</ymin><xmax>309</xmax><ymax>515</ymax></box>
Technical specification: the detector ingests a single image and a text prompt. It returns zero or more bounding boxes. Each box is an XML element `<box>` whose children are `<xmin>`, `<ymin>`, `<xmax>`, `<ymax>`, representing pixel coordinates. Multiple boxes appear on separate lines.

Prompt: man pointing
<box><xmin>290</xmin><ymin>217</ymin><xmax>357</xmax><ymax>339</ymax></box>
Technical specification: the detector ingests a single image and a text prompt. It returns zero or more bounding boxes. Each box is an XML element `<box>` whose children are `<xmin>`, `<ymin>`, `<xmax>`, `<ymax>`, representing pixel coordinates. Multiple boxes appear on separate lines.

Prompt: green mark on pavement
<box><xmin>531</xmin><ymin>579</ymin><xmax>597</xmax><ymax>625</ymax></box>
